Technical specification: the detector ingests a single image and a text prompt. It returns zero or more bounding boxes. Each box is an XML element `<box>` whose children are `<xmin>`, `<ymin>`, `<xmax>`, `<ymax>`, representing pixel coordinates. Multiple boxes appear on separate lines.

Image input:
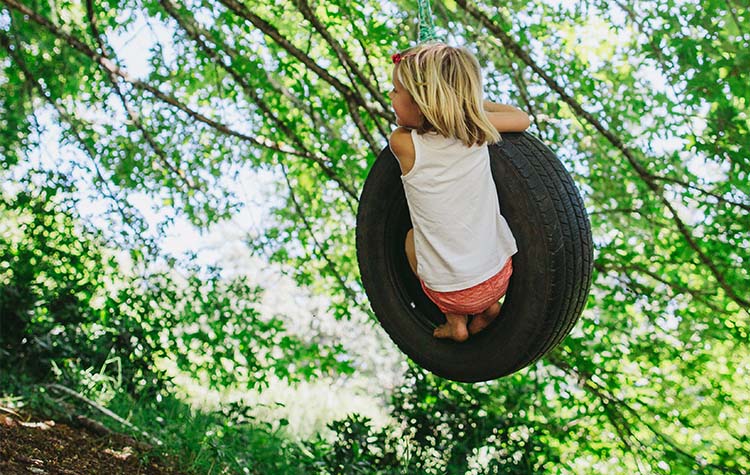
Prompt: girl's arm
<box><xmin>389</xmin><ymin>127</ymin><xmax>416</xmax><ymax>175</ymax></box>
<box><xmin>483</xmin><ymin>100</ymin><xmax>531</xmax><ymax>132</ymax></box>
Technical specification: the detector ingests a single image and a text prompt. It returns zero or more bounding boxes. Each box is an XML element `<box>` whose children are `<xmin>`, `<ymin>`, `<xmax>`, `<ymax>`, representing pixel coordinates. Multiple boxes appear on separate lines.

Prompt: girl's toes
<box><xmin>433</xmin><ymin>324</ymin><xmax>469</xmax><ymax>342</ymax></box>
<box><xmin>433</xmin><ymin>324</ymin><xmax>450</xmax><ymax>338</ymax></box>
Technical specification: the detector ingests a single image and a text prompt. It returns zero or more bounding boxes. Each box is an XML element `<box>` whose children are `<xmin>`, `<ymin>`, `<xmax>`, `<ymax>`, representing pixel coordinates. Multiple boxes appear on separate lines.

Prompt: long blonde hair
<box><xmin>394</xmin><ymin>42</ymin><xmax>500</xmax><ymax>146</ymax></box>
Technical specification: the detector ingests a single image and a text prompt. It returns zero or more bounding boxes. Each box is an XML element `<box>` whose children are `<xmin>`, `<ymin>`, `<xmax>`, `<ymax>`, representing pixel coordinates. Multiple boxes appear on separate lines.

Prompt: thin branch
<box><xmin>90</xmin><ymin>32</ymin><xmax>201</xmax><ymax>201</ymax></box>
<box><xmin>594</xmin><ymin>261</ymin><xmax>726</xmax><ymax>314</ymax></box>
<box><xmin>280</xmin><ymin>162</ymin><xmax>368</xmax><ymax>314</ymax></box>
<box><xmin>611</xmin><ymin>0</ymin><xmax>673</xmax><ymax>70</ymax></box>
<box><xmin>2</xmin><ymin>0</ymin><xmax>361</xmax><ymax>203</ymax></box>
<box><xmin>267</xmin><ymin>39</ymin><xmax>346</xmax><ymax>147</ymax></box>
<box><xmin>650</xmin><ymin>174</ymin><xmax>750</xmax><ymax>212</ymax></box>
<box><xmin>299</xmin><ymin>28</ymin><xmax>345</xmax><ymax>144</ymax></box>
<box><xmin>455</xmin><ymin>0</ymin><xmax>650</xmax><ymax>170</ymax></box>
<box><xmin>458</xmin><ymin>7</ymin><xmax>544</xmax><ymax>134</ymax></box>
<box><xmin>125</xmin><ymin>56</ymin><xmax>306</xmax><ymax>158</ymax></box>
<box><xmin>352</xmin><ymin>32</ymin><xmax>392</xmax><ymax>141</ymax></box>
<box><xmin>294</xmin><ymin>0</ymin><xmax>393</xmax><ymax>131</ymax></box>
<box><xmin>496</xmin><ymin>45</ymin><xmax>544</xmax><ymax>133</ymax></box>
<box><xmin>509</xmin><ymin>63</ymin><xmax>542</xmax><ymax>132</ymax></box>
<box><xmin>601</xmin><ymin>403</ymin><xmax>649</xmax><ymax>475</ymax></box>
<box><xmin>3</xmin><ymin>0</ymin><xmax>189</xmax><ymax>190</ymax></box>
<box><xmin>548</xmin><ymin>357</ymin><xmax>743</xmax><ymax>474</ymax></box>
<box><xmin>726</xmin><ymin>0</ymin><xmax>747</xmax><ymax>37</ymax></box>
<box><xmin>595</xmin><ymin>379</ymin><xmax>740</xmax><ymax>474</ymax></box>
<box><xmin>587</xmin><ymin>207</ymin><xmax>641</xmax><ymax>216</ymax></box>
<box><xmin>0</xmin><ymin>31</ymin><xmax>153</xmax><ymax>251</ymax></box>
<box><xmin>164</xmin><ymin>0</ymin><xmax>329</xmax><ymax>149</ymax></box>
<box><xmin>85</xmin><ymin>0</ymin><xmax>201</xmax><ymax>194</ymax></box>
<box><xmin>610</xmin><ymin>0</ymin><xmax>749</xmax><ymax>177</ymax></box>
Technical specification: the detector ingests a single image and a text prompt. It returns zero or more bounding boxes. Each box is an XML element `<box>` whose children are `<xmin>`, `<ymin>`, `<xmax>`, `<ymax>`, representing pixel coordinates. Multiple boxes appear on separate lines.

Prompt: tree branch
<box><xmin>650</xmin><ymin>174</ymin><xmax>750</xmax><ymax>213</ymax></box>
<box><xmin>455</xmin><ymin>0</ymin><xmax>749</xmax><ymax>310</ymax></box>
<box><xmin>600</xmin><ymin>403</ymin><xmax>649</xmax><ymax>475</ymax></box>
<box><xmin>2</xmin><ymin>0</ymin><xmax>360</xmax><ymax>202</ymax></box>
<box><xmin>85</xmin><ymin>0</ymin><xmax>201</xmax><ymax>193</ymax></box>
<box><xmin>610</xmin><ymin>0</ymin><xmax>749</xmax><ymax>178</ymax></box>
<box><xmin>2</xmin><ymin>0</ymin><xmax>197</xmax><ymax>193</ymax></box>
<box><xmin>159</xmin><ymin>0</ymin><xmax>359</xmax><ymax>200</ymax></box>
<box><xmin>548</xmin><ymin>356</ymin><xmax>744</xmax><ymax>474</ymax></box>
<box><xmin>280</xmin><ymin>162</ymin><xmax>368</xmax><ymax>314</ymax></box>
<box><xmin>594</xmin><ymin>261</ymin><xmax>725</xmax><ymax>314</ymax></box>
<box><xmin>0</xmin><ymin>31</ymin><xmax>154</xmax><ymax>252</ymax></box>
<box><xmin>294</xmin><ymin>0</ymin><xmax>394</xmax><ymax>130</ymax></box>
<box><xmin>215</xmin><ymin>0</ymin><xmax>385</xmax><ymax>157</ymax></box>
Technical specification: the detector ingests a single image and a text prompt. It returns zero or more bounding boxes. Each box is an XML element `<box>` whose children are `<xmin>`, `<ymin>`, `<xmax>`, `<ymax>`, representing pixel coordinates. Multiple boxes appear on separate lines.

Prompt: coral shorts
<box><xmin>420</xmin><ymin>257</ymin><xmax>513</xmax><ymax>315</ymax></box>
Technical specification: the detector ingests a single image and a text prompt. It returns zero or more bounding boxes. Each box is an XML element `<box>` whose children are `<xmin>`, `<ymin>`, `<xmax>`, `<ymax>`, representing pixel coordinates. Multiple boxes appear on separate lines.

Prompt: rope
<box><xmin>417</xmin><ymin>0</ymin><xmax>441</xmax><ymax>43</ymax></box>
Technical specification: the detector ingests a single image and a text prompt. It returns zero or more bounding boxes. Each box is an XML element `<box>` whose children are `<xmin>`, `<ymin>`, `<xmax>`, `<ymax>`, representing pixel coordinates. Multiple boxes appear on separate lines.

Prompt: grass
<box><xmin>3</xmin><ymin>381</ymin><xmax>304</xmax><ymax>474</ymax></box>
<box><xmin>1</xmin><ymin>369</ymin><xmax>407</xmax><ymax>475</ymax></box>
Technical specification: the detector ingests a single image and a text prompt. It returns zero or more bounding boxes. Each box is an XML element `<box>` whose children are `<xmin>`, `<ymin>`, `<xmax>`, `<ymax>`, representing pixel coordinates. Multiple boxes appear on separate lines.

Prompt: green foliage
<box><xmin>0</xmin><ymin>174</ymin><xmax>121</xmax><ymax>382</ymax></box>
<box><xmin>1</xmin><ymin>0</ymin><xmax>749</xmax><ymax>473</ymax></box>
<box><xmin>294</xmin><ymin>364</ymin><xmax>567</xmax><ymax>475</ymax></box>
<box><xmin>390</xmin><ymin>365</ymin><xmax>564</xmax><ymax>474</ymax></box>
<box><xmin>299</xmin><ymin>415</ymin><xmax>402</xmax><ymax>474</ymax></box>
<box><xmin>0</xmin><ymin>171</ymin><xmax>349</xmax><ymax>395</ymax></box>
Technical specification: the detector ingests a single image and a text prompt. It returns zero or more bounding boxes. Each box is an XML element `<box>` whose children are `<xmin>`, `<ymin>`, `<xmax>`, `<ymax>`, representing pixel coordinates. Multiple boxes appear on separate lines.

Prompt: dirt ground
<box><xmin>0</xmin><ymin>412</ymin><xmax>183</xmax><ymax>475</ymax></box>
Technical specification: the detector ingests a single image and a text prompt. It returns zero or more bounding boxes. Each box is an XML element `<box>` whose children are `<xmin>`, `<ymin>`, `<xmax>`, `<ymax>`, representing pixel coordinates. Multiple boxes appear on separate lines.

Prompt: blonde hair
<box><xmin>394</xmin><ymin>42</ymin><xmax>500</xmax><ymax>146</ymax></box>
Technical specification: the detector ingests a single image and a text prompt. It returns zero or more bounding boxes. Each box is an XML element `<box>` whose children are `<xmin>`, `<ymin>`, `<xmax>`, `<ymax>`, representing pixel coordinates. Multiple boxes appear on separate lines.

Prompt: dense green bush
<box><xmin>0</xmin><ymin>174</ymin><xmax>348</xmax><ymax>395</ymax></box>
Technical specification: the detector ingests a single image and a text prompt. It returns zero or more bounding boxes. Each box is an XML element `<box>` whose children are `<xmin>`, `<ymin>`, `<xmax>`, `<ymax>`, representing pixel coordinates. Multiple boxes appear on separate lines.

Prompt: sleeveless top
<box><xmin>399</xmin><ymin>130</ymin><xmax>517</xmax><ymax>292</ymax></box>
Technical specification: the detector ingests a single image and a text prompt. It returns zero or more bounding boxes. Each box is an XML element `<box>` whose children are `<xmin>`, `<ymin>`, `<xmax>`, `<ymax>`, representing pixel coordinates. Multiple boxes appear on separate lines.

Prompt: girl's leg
<box><xmin>407</xmin><ymin>229</ymin><xmax>469</xmax><ymax>342</ymax></box>
<box><xmin>404</xmin><ymin>228</ymin><xmax>418</xmax><ymax>276</ymax></box>
<box><xmin>433</xmin><ymin>313</ymin><xmax>469</xmax><ymax>342</ymax></box>
<box><xmin>468</xmin><ymin>301</ymin><xmax>502</xmax><ymax>335</ymax></box>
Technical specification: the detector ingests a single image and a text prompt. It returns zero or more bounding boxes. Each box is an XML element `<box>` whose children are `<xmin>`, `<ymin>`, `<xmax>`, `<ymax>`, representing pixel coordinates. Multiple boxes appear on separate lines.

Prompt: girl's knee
<box><xmin>404</xmin><ymin>228</ymin><xmax>418</xmax><ymax>276</ymax></box>
<box><xmin>405</xmin><ymin>228</ymin><xmax>414</xmax><ymax>244</ymax></box>
<box><xmin>405</xmin><ymin>228</ymin><xmax>415</xmax><ymax>253</ymax></box>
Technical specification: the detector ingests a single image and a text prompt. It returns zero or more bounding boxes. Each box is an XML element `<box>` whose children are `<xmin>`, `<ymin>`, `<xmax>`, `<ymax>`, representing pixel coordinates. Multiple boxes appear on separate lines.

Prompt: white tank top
<box><xmin>399</xmin><ymin>130</ymin><xmax>517</xmax><ymax>292</ymax></box>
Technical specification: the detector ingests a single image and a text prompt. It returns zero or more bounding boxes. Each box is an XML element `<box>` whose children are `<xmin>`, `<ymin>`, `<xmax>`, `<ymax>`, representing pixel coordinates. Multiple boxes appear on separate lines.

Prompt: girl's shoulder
<box><xmin>389</xmin><ymin>127</ymin><xmax>415</xmax><ymax>155</ymax></box>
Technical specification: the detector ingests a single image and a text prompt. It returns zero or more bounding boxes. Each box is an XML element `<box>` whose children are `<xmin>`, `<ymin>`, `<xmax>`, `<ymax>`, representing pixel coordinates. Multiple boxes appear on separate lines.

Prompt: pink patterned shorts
<box><xmin>420</xmin><ymin>257</ymin><xmax>513</xmax><ymax>315</ymax></box>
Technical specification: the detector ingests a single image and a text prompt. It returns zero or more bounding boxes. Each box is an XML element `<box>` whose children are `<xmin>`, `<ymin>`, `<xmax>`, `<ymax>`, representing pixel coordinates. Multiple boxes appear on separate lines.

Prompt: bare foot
<box><xmin>468</xmin><ymin>302</ymin><xmax>502</xmax><ymax>335</ymax></box>
<box><xmin>433</xmin><ymin>314</ymin><xmax>469</xmax><ymax>342</ymax></box>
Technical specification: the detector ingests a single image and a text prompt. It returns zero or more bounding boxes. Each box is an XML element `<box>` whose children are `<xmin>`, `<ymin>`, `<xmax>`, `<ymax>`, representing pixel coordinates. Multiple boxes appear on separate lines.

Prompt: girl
<box><xmin>388</xmin><ymin>43</ymin><xmax>530</xmax><ymax>342</ymax></box>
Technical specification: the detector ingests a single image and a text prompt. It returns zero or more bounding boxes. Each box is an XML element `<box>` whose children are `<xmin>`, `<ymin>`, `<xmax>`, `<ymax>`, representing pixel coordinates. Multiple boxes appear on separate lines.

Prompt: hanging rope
<box><xmin>417</xmin><ymin>0</ymin><xmax>441</xmax><ymax>43</ymax></box>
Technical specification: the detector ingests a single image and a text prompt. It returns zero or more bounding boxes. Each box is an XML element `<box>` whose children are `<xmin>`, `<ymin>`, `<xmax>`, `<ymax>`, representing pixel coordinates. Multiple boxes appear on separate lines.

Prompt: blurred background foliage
<box><xmin>0</xmin><ymin>0</ymin><xmax>748</xmax><ymax>473</ymax></box>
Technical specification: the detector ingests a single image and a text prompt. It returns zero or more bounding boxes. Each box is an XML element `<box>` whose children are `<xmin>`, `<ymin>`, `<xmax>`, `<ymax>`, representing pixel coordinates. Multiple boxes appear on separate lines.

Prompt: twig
<box><xmin>295</xmin><ymin>0</ymin><xmax>393</xmax><ymax>128</ymax></box>
<box><xmin>2</xmin><ymin>0</ymin><xmax>358</xmax><ymax>200</ymax></box>
<box><xmin>0</xmin><ymin>405</ymin><xmax>22</xmax><ymax>418</ymax></box>
<box><xmin>548</xmin><ymin>358</ymin><xmax>745</xmax><ymax>474</ymax></box>
<box><xmin>74</xmin><ymin>414</ymin><xmax>113</xmax><ymax>436</ymax></box>
<box><xmin>217</xmin><ymin>0</ymin><xmax>387</xmax><ymax>124</ymax></box>
<box><xmin>85</xmin><ymin>0</ymin><xmax>199</xmax><ymax>193</ymax></box>
<box><xmin>280</xmin><ymin>161</ymin><xmax>367</xmax><ymax>312</ymax></box>
<box><xmin>0</xmin><ymin>31</ymin><xmax>154</xmax><ymax>251</ymax></box>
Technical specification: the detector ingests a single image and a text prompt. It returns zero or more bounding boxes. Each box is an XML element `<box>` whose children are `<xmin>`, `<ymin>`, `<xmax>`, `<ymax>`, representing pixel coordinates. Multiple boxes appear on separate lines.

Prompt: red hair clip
<box><xmin>392</xmin><ymin>52</ymin><xmax>417</xmax><ymax>65</ymax></box>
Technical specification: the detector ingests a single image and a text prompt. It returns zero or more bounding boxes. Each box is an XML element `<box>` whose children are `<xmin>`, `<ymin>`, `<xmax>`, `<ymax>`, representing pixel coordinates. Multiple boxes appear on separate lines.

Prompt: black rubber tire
<box><xmin>356</xmin><ymin>132</ymin><xmax>593</xmax><ymax>382</ymax></box>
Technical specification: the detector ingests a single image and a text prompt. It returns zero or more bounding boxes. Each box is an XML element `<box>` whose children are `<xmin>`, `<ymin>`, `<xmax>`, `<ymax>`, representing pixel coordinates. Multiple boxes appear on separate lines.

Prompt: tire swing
<box><xmin>356</xmin><ymin>133</ymin><xmax>594</xmax><ymax>382</ymax></box>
